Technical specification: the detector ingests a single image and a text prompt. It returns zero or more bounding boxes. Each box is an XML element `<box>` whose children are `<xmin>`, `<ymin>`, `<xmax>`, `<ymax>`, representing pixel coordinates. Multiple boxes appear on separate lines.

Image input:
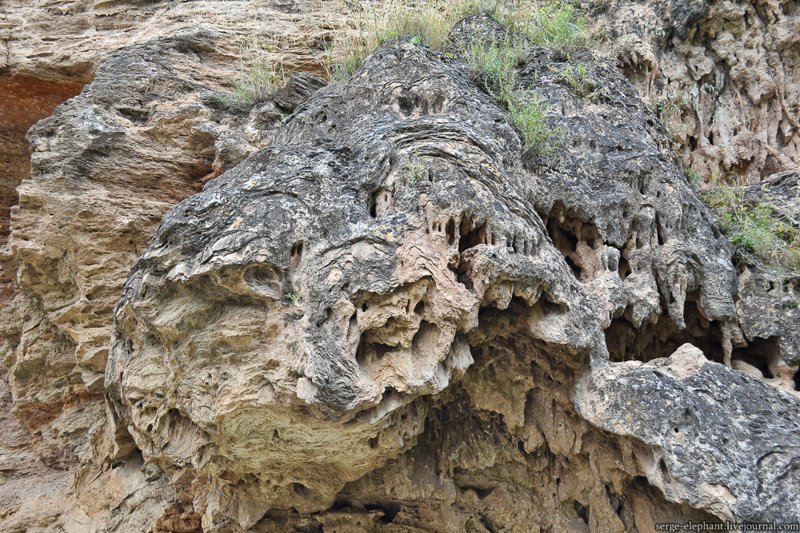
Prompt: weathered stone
<box><xmin>595</xmin><ymin>0</ymin><xmax>800</xmax><ymax>181</ymax></box>
<box><xmin>105</xmin><ymin>22</ymin><xmax>772</xmax><ymax>527</ymax></box>
<box><xmin>0</xmin><ymin>3</ymin><xmax>798</xmax><ymax>531</ymax></box>
<box><xmin>576</xmin><ymin>343</ymin><xmax>800</xmax><ymax>522</ymax></box>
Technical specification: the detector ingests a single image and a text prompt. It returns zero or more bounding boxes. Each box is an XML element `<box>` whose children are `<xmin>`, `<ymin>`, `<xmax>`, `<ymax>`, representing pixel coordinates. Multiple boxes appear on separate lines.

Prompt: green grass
<box><xmin>686</xmin><ymin>167</ymin><xmax>702</xmax><ymax>190</ymax></box>
<box><xmin>325</xmin><ymin>1</ymin><xmax>592</xmax><ymax>81</ymax></box>
<box><xmin>556</xmin><ymin>63</ymin><xmax>594</xmax><ymax>97</ymax></box>
<box><xmin>219</xmin><ymin>40</ymin><xmax>286</xmax><ymax>109</ymax></box>
<box><xmin>462</xmin><ymin>37</ymin><xmax>526</xmax><ymax>100</ymax></box>
<box><xmin>462</xmin><ymin>36</ymin><xmax>558</xmax><ymax>155</ymax></box>
<box><xmin>507</xmin><ymin>91</ymin><xmax>556</xmax><ymax>154</ymax></box>
<box><xmin>285</xmin><ymin>291</ymin><xmax>303</xmax><ymax>303</ymax></box>
<box><xmin>502</xmin><ymin>2</ymin><xmax>593</xmax><ymax>49</ymax></box>
<box><xmin>408</xmin><ymin>152</ymin><xmax>426</xmax><ymax>183</ymax></box>
<box><xmin>702</xmin><ymin>185</ymin><xmax>800</xmax><ymax>273</ymax></box>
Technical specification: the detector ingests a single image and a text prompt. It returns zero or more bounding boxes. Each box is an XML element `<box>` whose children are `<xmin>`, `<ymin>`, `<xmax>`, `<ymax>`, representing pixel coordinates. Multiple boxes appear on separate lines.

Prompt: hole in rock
<box><xmin>365</xmin><ymin>502</ymin><xmax>400</xmax><ymax>524</ymax></box>
<box><xmin>545</xmin><ymin>206</ymin><xmax>603</xmax><ymax>281</ymax></box>
<box><xmin>355</xmin><ymin>335</ymin><xmax>393</xmax><ymax>369</ymax></box>
<box><xmin>459</xmin><ymin>217</ymin><xmax>488</xmax><ymax>253</ymax></box>
<box><xmin>731</xmin><ymin>336</ymin><xmax>780</xmax><ymax>379</ymax></box>
<box><xmin>573</xmin><ymin>501</ymin><xmax>589</xmax><ymax>524</ymax></box>
<box><xmin>368</xmin><ymin>196</ymin><xmax>377</xmax><ymax>218</ymax></box>
<box><xmin>618</xmin><ymin>255</ymin><xmax>631</xmax><ymax>280</ymax></box>
<box><xmin>446</xmin><ymin>218</ymin><xmax>457</xmax><ymax>246</ymax></box>
<box><xmin>412</xmin><ymin>321</ymin><xmax>439</xmax><ymax>352</ymax></box>
<box><xmin>658</xmin><ymin>459</ymin><xmax>669</xmax><ymax>478</ymax></box>
<box><xmin>290</xmin><ymin>241</ymin><xmax>304</xmax><ymax>269</ymax></box>
<box><xmin>292</xmin><ymin>483</ymin><xmax>310</xmax><ymax>496</ymax></box>
<box><xmin>605</xmin><ymin>299</ymin><xmax>725</xmax><ymax>363</ymax></box>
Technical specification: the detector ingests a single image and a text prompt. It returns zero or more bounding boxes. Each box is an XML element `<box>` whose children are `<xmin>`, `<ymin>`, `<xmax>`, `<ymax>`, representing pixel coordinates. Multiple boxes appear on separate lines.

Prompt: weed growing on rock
<box><xmin>702</xmin><ymin>185</ymin><xmax>800</xmax><ymax>273</ymax></box>
<box><xmin>219</xmin><ymin>40</ymin><xmax>286</xmax><ymax>108</ymax></box>
<box><xmin>324</xmin><ymin>2</ymin><xmax>583</xmax><ymax>154</ymax></box>
<box><xmin>408</xmin><ymin>153</ymin><xmax>426</xmax><ymax>183</ymax></box>
<box><xmin>686</xmin><ymin>167</ymin><xmax>702</xmax><ymax>190</ymax></box>
<box><xmin>285</xmin><ymin>291</ymin><xmax>303</xmax><ymax>303</ymax></box>
<box><xmin>325</xmin><ymin>1</ymin><xmax>463</xmax><ymax>80</ymax></box>
<box><xmin>463</xmin><ymin>37</ymin><xmax>558</xmax><ymax>155</ymax></box>
<box><xmin>502</xmin><ymin>2</ymin><xmax>593</xmax><ymax>49</ymax></box>
<box><xmin>462</xmin><ymin>37</ymin><xmax>525</xmax><ymax>99</ymax></box>
<box><xmin>556</xmin><ymin>63</ymin><xmax>594</xmax><ymax>97</ymax></box>
<box><xmin>507</xmin><ymin>91</ymin><xmax>556</xmax><ymax>155</ymax></box>
<box><xmin>325</xmin><ymin>1</ymin><xmax>592</xmax><ymax>81</ymax></box>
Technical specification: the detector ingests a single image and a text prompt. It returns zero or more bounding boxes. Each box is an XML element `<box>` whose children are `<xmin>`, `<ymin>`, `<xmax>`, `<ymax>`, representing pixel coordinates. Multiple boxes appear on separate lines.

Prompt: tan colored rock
<box><xmin>0</xmin><ymin>2</ymin><xmax>798</xmax><ymax>531</ymax></box>
<box><xmin>596</xmin><ymin>0</ymin><xmax>800</xmax><ymax>181</ymax></box>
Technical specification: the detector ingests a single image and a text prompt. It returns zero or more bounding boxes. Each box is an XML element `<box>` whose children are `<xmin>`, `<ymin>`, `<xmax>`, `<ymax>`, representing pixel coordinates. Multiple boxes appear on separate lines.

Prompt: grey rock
<box><xmin>104</xmin><ymin>20</ymin><xmax>769</xmax><ymax>527</ymax></box>
<box><xmin>575</xmin><ymin>343</ymin><xmax>800</xmax><ymax>523</ymax></box>
<box><xmin>272</xmin><ymin>72</ymin><xmax>327</xmax><ymax>113</ymax></box>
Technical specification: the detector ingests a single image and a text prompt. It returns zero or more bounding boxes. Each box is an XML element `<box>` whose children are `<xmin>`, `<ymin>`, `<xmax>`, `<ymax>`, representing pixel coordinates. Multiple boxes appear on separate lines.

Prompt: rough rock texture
<box><xmin>1</xmin><ymin>2</ymin><xmax>799</xmax><ymax>532</ymax></box>
<box><xmin>0</xmin><ymin>0</ymin><xmax>340</xmax><ymax>332</ymax></box>
<box><xmin>102</xmin><ymin>21</ymin><xmax>797</xmax><ymax>530</ymax></box>
<box><xmin>595</xmin><ymin>0</ymin><xmax>800</xmax><ymax>181</ymax></box>
<box><xmin>576</xmin><ymin>343</ymin><xmax>800</xmax><ymax>522</ymax></box>
<box><xmin>733</xmin><ymin>170</ymin><xmax>800</xmax><ymax>387</ymax></box>
<box><xmin>0</xmin><ymin>6</ymin><xmax>328</xmax><ymax>528</ymax></box>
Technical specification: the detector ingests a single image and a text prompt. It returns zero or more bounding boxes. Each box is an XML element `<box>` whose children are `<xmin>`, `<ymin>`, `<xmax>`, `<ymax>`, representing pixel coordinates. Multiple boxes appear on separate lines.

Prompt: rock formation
<box><xmin>0</xmin><ymin>1</ymin><xmax>798</xmax><ymax>532</ymax></box>
<box><xmin>596</xmin><ymin>0</ymin><xmax>800</xmax><ymax>181</ymax></box>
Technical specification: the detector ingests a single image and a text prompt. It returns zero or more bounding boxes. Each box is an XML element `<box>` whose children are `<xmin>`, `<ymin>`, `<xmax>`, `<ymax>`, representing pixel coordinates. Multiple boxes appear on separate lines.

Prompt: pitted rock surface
<box><xmin>1</xmin><ymin>4</ymin><xmax>798</xmax><ymax>532</ymax></box>
<box><xmin>104</xmin><ymin>30</ymin><xmax>796</xmax><ymax>530</ymax></box>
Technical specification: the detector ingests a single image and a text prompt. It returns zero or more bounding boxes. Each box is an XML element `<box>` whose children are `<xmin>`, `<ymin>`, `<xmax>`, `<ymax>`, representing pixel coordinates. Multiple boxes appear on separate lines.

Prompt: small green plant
<box><xmin>285</xmin><ymin>292</ymin><xmax>303</xmax><ymax>303</ymax></box>
<box><xmin>408</xmin><ymin>152</ymin><xmax>426</xmax><ymax>183</ymax></box>
<box><xmin>701</xmin><ymin>185</ymin><xmax>800</xmax><ymax>273</ymax></box>
<box><xmin>462</xmin><ymin>37</ymin><xmax>526</xmax><ymax>100</ymax></box>
<box><xmin>507</xmin><ymin>91</ymin><xmax>557</xmax><ymax>155</ymax></box>
<box><xmin>220</xmin><ymin>40</ymin><xmax>286</xmax><ymax>108</ymax></box>
<box><xmin>324</xmin><ymin>1</ymin><xmax>593</xmax><ymax>81</ymax></box>
<box><xmin>503</xmin><ymin>2</ymin><xmax>593</xmax><ymax>49</ymax></box>
<box><xmin>686</xmin><ymin>167</ymin><xmax>702</xmax><ymax>190</ymax></box>
<box><xmin>555</xmin><ymin>62</ymin><xmax>594</xmax><ymax>97</ymax></box>
<box><xmin>463</xmin><ymin>37</ymin><xmax>557</xmax><ymax>155</ymax></box>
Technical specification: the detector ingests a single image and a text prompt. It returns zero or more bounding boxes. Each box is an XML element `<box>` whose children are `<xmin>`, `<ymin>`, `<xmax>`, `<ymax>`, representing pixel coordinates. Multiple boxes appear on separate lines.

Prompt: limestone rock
<box><xmin>595</xmin><ymin>0</ymin><xmax>800</xmax><ymax>181</ymax></box>
<box><xmin>0</xmin><ymin>4</ymin><xmax>798</xmax><ymax>532</ymax></box>
<box><xmin>576</xmin><ymin>343</ymin><xmax>800</xmax><ymax>522</ymax></box>
<box><xmin>107</xmin><ymin>25</ymin><xmax>760</xmax><ymax>529</ymax></box>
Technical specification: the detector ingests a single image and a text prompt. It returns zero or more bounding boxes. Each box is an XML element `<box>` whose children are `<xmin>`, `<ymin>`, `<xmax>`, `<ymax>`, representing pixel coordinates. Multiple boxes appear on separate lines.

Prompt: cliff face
<box><xmin>598</xmin><ymin>0</ymin><xmax>799</xmax><ymax>181</ymax></box>
<box><xmin>0</xmin><ymin>1</ymin><xmax>798</xmax><ymax>532</ymax></box>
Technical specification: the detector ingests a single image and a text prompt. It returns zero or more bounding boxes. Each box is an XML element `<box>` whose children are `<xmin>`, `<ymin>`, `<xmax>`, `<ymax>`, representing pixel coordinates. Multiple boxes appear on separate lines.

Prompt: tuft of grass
<box><xmin>702</xmin><ymin>185</ymin><xmax>800</xmax><ymax>273</ymax></box>
<box><xmin>324</xmin><ymin>1</ymin><xmax>593</xmax><ymax>82</ymax></box>
<box><xmin>408</xmin><ymin>152</ymin><xmax>426</xmax><ymax>183</ymax></box>
<box><xmin>507</xmin><ymin>91</ymin><xmax>557</xmax><ymax>155</ymax></box>
<box><xmin>321</xmin><ymin>1</ymin><xmax>583</xmax><ymax>154</ymax></box>
<box><xmin>325</xmin><ymin>1</ymin><xmax>465</xmax><ymax>81</ymax></box>
<box><xmin>686</xmin><ymin>167</ymin><xmax>702</xmax><ymax>190</ymax></box>
<box><xmin>462</xmin><ymin>37</ymin><xmax>526</xmax><ymax>100</ymax></box>
<box><xmin>285</xmin><ymin>291</ymin><xmax>303</xmax><ymax>303</ymax></box>
<box><xmin>502</xmin><ymin>2</ymin><xmax>593</xmax><ymax>49</ymax></box>
<box><xmin>462</xmin><ymin>36</ymin><xmax>558</xmax><ymax>155</ymax></box>
<box><xmin>219</xmin><ymin>40</ymin><xmax>286</xmax><ymax>109</ymax></box>
<box><xmin>556</xmin><ymin>62</ymin><xmax>594</xmax><ymax>97</ymax></box>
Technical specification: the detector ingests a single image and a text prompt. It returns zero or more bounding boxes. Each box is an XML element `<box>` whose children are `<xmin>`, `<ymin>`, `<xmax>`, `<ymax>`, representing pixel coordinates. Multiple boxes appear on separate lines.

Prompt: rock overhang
<box><xmin>105</xmin><ymin>29</ymin><xmax>752</xmax><ymax>528</ymax></box>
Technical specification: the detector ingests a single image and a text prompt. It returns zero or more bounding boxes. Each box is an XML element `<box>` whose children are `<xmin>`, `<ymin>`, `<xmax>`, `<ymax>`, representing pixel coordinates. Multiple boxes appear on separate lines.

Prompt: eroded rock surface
<box><xmin>103</xmin><ymin>21</ymin><xmax>797</xmax><ymax>530</ymax></box>
<box><xmin>1</xmin><ymin>4</ymin><xmax>799</xmax><ymax>532</ymax></box>
<box><xmin>596</xmin><ymin>0</ymin><xmax>800</xmax><ymax>181</ymax></box>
